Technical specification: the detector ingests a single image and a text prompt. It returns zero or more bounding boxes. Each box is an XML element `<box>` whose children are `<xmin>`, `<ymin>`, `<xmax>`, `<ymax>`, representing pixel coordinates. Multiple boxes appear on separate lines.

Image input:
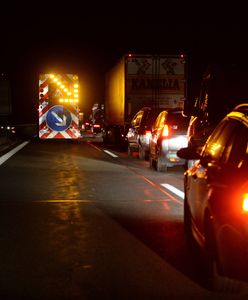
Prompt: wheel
<box><xmin>138</xmin><ymin>145</ymin><xmax>146</xmax><ymax>160</ymax></box>
<box><xmin>156</xmin><ymin>155</ymin><xmax>167</xmax><ymax>172</ymax></box>
<box><xmin>149</xmin><ymin>155</ymin><xmax>154</xmax><ymax>169</ymax></box>
<box><xmin>204</xmin><ymin>220</ymin><xmax>240</xmax><ymax>293</ymax></box>
<box><xmin>128</xmin><ymin>145</ymin><xmax>133</xmax><ymax>157</ymax></box>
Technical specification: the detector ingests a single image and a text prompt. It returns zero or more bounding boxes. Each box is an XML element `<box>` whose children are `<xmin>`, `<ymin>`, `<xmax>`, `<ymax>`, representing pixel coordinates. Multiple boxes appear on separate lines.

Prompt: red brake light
<box><xmin>162</xmin><ymin>124</ymin><xmax>169</xmax><ymax>137</ymax></box>
<box><xmin>242</xmin><ymin>193</ymin><xmax>248</xmax><ymax>213</ymax></box>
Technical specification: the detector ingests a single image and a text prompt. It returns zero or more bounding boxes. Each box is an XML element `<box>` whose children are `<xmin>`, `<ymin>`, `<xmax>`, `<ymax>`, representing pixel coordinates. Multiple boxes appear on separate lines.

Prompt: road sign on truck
<box><xmin>39</xmin><ymin>73</ymin><xmax>80</xmax><ymax>139</ymax></box>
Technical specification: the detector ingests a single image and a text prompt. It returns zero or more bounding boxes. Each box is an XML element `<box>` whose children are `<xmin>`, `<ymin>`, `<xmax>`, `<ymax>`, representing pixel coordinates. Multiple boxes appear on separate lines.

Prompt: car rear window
<box><xmin>142</xmin><ymin>109</ymin><xmax>163</xmax><ymax>129</ymax></box>
<box><xmin>167</xmin><ymin>112</ymin><xmax>189</xmax><ymax>133</ymax></box>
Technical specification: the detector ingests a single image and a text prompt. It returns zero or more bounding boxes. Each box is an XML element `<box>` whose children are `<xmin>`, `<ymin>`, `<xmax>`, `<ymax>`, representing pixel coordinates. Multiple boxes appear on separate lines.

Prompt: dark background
<box><xmin>1</xmin><ymin>2</ymin><xmax>248</xmax><ymax>123</ymax></box>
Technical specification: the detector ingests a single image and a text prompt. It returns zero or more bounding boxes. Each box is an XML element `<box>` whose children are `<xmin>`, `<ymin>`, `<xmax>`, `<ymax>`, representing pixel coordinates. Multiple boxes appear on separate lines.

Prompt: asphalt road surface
<box><xmin>1</xmin><ymin>139</ymin><xmax>248</xmax><ymax>299</ymax></box>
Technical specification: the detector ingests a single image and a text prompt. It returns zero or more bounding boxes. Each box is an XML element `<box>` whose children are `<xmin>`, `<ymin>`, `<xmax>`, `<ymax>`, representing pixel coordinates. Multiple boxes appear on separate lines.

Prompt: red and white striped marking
<box><xmin>39</xmin><ymin>74</ymin><xmax>80</xmax><ymax>139</ymax></box>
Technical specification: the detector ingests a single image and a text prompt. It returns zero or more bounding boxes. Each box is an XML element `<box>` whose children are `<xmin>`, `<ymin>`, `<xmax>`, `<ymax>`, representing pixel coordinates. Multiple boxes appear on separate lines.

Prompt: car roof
<box><xmin>227</xmin><ymin>103</ymin><xmax>248</xmax><ymax>125</ymax></box>
<box><xmin>233</xmin><ymin>103</ymin><xmax>248</xmax><ymax>115</ymax></box>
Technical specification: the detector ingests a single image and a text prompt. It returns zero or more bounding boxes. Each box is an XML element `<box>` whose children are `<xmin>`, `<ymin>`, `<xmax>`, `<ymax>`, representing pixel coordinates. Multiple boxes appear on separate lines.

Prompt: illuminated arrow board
<box><xmin>49</xmin><ymin>74</ymin><xmax>79</xmax><ymax>103</ymax></box>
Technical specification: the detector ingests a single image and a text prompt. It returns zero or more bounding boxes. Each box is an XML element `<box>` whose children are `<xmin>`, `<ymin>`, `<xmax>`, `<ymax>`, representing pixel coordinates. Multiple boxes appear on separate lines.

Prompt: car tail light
<box><xmin>162</xmin><ymin>124</ymin><xmax>169</xmax><ymax>137</ymax></box>
<box><xmin>93</xmin><ymin>124</ymin><xmax>101</xmax><ymax>128</ymax></box>
<box><xmin>242</xmin><ymin>193</ymin><xmax>248</xmax><ymax>213</ymax></box>
<box><xmin>145</xmin><ymin>130</ymin><xmax>151</xmax><ymax>139</ymax></box>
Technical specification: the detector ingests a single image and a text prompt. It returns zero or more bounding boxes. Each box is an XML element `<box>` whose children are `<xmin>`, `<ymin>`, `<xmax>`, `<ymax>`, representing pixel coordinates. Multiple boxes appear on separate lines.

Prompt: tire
<box><xmin>138</xmin><ymin>145</ymin><xmax>146</xmax><ymax>160</ymax></box>
<box><xmin>139</xmin><ymin>145</ymin><xmax>149</xmax><ymax>160</ymax></box>
<box><xmin>149</xmin><ymin>155</ymin><xmax>154</xmax><ymax>169</ymax></box>
<box><xmin>128</xmin><ymin>145</ymin><xmax>133</xmax><ymax>157</ymax></box>
<box><xmin>204</xmin><ymin>221</ymin><xmax>241</xmax><ymax>293</ymax></box>
<box><xmin>156</xmin><ymin>155</ymin><xmax>167</xmax><ymax>172</ymax></box>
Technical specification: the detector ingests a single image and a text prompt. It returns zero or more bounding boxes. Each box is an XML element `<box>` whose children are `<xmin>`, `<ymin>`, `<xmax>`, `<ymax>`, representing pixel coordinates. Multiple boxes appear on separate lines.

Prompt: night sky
<box><xmin>1</xmin><ymin>2</ymin><xmax>248</xmax><ymax>123</ymax></box>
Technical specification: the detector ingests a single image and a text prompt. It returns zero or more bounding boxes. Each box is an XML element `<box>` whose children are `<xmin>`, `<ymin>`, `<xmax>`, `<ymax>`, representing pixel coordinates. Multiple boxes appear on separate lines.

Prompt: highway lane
<box><xmin>0</xmin><ymin>139</ymin><xmax>248</xmax><ymax>299</ymax></box>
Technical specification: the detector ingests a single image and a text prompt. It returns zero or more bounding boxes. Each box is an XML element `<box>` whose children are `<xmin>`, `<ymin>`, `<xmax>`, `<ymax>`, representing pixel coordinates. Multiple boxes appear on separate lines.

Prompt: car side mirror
<box><xmin>177</xmin><ymin>147</ymin><xmax>201</xmax><ymax>160</ymax></box>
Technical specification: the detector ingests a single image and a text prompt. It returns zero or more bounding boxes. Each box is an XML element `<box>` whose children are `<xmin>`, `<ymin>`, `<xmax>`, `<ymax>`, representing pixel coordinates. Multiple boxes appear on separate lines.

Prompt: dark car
<box><xmin>177</xmin><ymin>103</ymin><xmax>248</xmax><ymax>290</ymax></box>
<box><xmin>149</xmin><ymin>108</ymin><xmax>189</xmax><ymax>171</ymax></box>
<box><xmin>126</xmin><ymin>107</ymin><xmax>163</xmax><ymax>160</ymax></box>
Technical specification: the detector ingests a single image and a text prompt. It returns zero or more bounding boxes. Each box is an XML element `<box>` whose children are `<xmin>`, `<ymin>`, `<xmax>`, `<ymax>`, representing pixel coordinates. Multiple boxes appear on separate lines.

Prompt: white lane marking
<box><xmin>104</xmin><ymin>150</ymin><xmax>118</xmax><ymax>158</ymax></box>
<box><xmin>161</xmin><ymin>183</ymin><xmax>184</xmax><ymax>199</ymax></box>
<box><xmin>0</xmin><ymin>141</ymin><xmax>30</xmax><ymax>165</ymax></box>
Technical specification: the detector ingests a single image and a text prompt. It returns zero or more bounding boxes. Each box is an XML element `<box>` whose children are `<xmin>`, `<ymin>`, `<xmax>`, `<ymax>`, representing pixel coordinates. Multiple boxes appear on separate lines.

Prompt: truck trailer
<box><xmin>104</xmin><ymin>54</ymin><xmax>187</xmax><ymax>147</ymax></box>
<box><xmin>39</xmin><ymin>73</ymin><xmax>80</xmax><ymax>139</ymax></box>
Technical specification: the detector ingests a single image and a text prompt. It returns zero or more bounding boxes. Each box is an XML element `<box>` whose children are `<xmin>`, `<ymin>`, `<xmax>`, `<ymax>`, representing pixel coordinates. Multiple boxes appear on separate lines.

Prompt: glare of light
<box><xmin>65</xmin><ymin>99</ymin><xmax>69</xmax><ymax>103</ymax></box>
<box><xmin>53</xmin><ymin>78</ymin><xmax>58</xmax><ymax>82</ymax></box>
<box><xmin>74</xmin><ymin>84</ymin><xmax>79</xmax><ymax>88</ymax></box>
<box><xmin>67</xmin><ymin>92</ymin><xmax>72</xmax><ymax>96</ymax></box>
<box><xmin>162</xmin><ymin>124</ymin><xmax>169</xmax><ymax>137</ymax></box>
<box><xmin>74</xmin><ymin>89</ymin><xmax>78</xmax><ymax>93</ymax></box>
<box><xmin>59</xmin><ymin>98</ymin><xmax>64</xmax><ymax>103</ymax></box>
<box><xmin>145</xmin><ymin>130</ymin><xmax>151</xmax><ymax>139</ymax></box>
<box><xmin>57</xmin><ymin>81</ymin><xmax>61</xmax><ymax>86</ymax></box>
<box><xmin>64</xmin><ymin>88</ymin><xmax>68</xmax><ymax>92</ymax></box>
<box><xmin>49</xmin><ymin>74</ymin><xmax>55</xmax><ymax>79</ymax></box>
<box><xmin>74</xmin><ymin>99</ymin><xmax>79</xmax><ymax>103</ymax></box>
<box><xmin>74</xmin><ymin>94</ymin><xmax>79</xmax><ymax>98</ymax></box>
<box><xmin>210</xmin><ymin>143</ymin><xmax>221</xmax><ymax>156</ymax></box>
<box><xmin>69</xmin><ymin>99</ymin><xmax>73</xmax><ymax>103</ymax></box>
<box><xmin>61</xmin><ymin>85</ymin><xmax>65</xmax><ymax>89</ymax></box>
<box><xmin>242</xmin><ymin>193</ymin><xmax>248</xmax><ymax>212</ymax></box>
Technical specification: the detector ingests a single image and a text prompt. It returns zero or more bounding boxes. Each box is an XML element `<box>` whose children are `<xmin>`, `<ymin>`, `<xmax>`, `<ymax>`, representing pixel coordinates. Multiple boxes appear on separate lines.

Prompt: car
<box><xmin>177</xmin><ymin>103</ymin><xmax>248</xmax><ymax>290</ymax></box>
<box><xmin>149</xmin><ymin>108</ymin><xmax>189</xmax><ymax>172</ymax></box>
<box><xmin>126</xmin><ymin>107</ymin><xmax>163</xmax><ymax>160</ymax></box>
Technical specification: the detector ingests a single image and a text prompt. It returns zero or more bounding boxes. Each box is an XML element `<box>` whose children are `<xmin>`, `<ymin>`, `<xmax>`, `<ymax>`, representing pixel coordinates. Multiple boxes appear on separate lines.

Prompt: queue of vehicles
<box><xmin>113</xmin><ymin>57</ymin><xmax>248</xmax><ymax>290</ymax></box>
<box><xmin>5</xmin><ymin>56</ymin><xmax>246</xmax><ymax>291</ymax></box>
